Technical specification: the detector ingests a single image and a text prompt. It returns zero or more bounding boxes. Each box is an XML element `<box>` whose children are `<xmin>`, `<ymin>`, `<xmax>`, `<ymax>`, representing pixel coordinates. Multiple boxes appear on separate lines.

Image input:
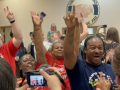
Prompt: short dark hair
<box><xmin>29</xmin><ymin>32</ymin><xmax>33</xmax><ymax>36</ymax></box>
<box><xmin>0</xmin><ymin>58</ymin><xmax>16</xmax><ymax>90</ymax></box>
<box><xmin>18</xmin><ymin>52</ymin><xmax>27</xmax><ymax>65</ymax></box>
<box><xmin>10</xmin><ymin>31</ymin><xmax>13</xmax><ymax>38</ymax></box>
<box><xmin>64</xmin><ymin>27</ymin><xmax>68</xmax><ymax>35</ymax></box>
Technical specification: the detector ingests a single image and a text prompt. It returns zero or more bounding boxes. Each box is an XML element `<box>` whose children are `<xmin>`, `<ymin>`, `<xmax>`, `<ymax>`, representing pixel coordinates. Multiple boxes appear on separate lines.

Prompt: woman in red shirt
<box><xmin>33</xmin><ymin>9</ymin><xmax>82</xmax><ymax>90</ymax></box>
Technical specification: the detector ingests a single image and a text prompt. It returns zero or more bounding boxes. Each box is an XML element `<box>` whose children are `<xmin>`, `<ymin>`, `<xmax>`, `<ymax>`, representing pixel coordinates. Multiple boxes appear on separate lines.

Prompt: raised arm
<box><xmin>79</xmin><ymin>15</ymin><xmax>89</xmax><ymax>43</ymax></box>
<box><xmin>30</xmin><ymin>10</ymin><xmax>47</xmax><ymax>64</ymax></box>
<box><xmin>74</xmin><ymin>25</ymin><xmax>80</xmax><ymax>57</ymax></box>
<box><xmin>95</xmin><ymin>25</ymin><xmax>103</xmax><ymax>35</ymax></box>
<box><xmin>74</xmin><ymin>14</ymin><xmax>87</xmax><ymax>56</ymax></box>
<box><xmin>103</xmin><ymin>49</ymin><xmax>114</xmax><ymax>64</ymax></box>
<box><xmin>4</xmin><ymin>6</ymin><xmax>22</xmax><ymax>48</ymax></box>
<box><xmin>64</xmin><ymin>5</ymin><xmax>77</xmax><ymax>69</ymax></box>
<box><xmin>74</xmin><ymin>14</ymin><xmax>81</xmax><ymax>57</ymax></box>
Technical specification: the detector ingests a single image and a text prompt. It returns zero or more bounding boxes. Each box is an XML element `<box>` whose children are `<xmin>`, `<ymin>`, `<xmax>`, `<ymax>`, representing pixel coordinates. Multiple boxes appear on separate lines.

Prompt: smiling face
<box><xmin>84</xmin><ymin>38</ymin><xmax>104</xmax><ymax>66</ymax></box>
<box><xmin>19</xmin><ymin>54</ymin><xmax>36</xmax><ymax>74</ymax></box>
<box><xmin>51</xmin><ymin>43</ymin><xmax>64</xmax><ymax>59</ymax></box>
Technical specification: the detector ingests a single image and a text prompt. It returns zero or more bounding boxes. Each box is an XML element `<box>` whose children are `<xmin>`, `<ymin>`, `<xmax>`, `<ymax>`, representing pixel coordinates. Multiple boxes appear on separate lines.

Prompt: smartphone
<box><xmin>40</xmin><ymin>12</ymin><xmax>46</xmax><ymax>18</ymax></box>
<box><xmin>102</xmin><ymin>25</ymin><xmax>107</xmax><ymax>28</ymax></box>
<box><xmin>27</xmin><ymin>75</ymin><xmax>45</xmax><ymax>86</ymax></box>
<box><xmin>68</xmin><ymin>6</ymin><xmax>72</xmax><ymax>11</ymax></box>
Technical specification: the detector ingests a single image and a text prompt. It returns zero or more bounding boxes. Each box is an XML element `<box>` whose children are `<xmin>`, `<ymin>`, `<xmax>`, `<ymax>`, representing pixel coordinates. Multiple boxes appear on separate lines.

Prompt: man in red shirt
<box><xmin>1</xmin><ymin>6</ymin><xmax>23</xmax><ymax>76</ymax></box>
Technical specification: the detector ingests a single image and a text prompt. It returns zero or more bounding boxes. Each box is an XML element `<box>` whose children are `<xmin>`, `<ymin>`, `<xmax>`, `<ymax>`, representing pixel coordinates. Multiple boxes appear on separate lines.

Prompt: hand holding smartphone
<box><xmin>37</xmin><ymin>12</ymin><xmax>46</xmax><ymax>19</ymax></box>
<box><xmin>40</xmin><ymin>12</ymin><xmax>46</xmax><ymax>18</ymax></box>
<box><xmin>102</xmin><ymin>25</ymin><xmax>107</xmax><ymax>28</ymax></box>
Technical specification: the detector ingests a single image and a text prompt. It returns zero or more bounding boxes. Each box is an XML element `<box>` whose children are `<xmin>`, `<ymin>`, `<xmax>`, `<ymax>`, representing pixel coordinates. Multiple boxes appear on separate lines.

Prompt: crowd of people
<box><xmin>0</xmin><ymin>4</ymin><xmax>120</xmax><ymax>90</ymax></box>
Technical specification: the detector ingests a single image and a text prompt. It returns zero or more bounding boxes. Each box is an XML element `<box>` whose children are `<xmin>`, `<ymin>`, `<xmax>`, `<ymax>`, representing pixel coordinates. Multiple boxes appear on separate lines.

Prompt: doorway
<box><xmin>62</xmin><ymin>26</ymin><xmax>106</xmax><ymax>45</ymax></box>
<box><xmin>0</xmin><ymin>25</ymin><xmax>11</xmax><ymax>43</ymax></box>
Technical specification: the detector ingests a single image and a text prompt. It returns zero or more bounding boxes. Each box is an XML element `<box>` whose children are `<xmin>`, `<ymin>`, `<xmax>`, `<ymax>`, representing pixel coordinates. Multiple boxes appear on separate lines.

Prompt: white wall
<box><xmin>93</xmin><ymin>0</ymin><xmax>120</xmax><ymax>31</ymax></box>
<box><xmin>5</xmin><ymin>27</ymin><xmax>11</xmax><ymax>42</ymax></box>
<box><xmin>0</xmin><ymin>0</ymin><xmax>120</xmax><ymax>47</ymax></box>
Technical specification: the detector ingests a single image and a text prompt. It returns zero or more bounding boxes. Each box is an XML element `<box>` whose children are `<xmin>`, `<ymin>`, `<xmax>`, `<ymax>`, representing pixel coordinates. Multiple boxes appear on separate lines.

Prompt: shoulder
<box><xmin>66</xmin><ymin>58</ymin><xmax>84</xmax><ymax>71</ymax></box>
<box><xmin>3</xmin><ymin>39</ymin><xmax>13</xmax><ymax>47</ymax></box>
<box><xmin>45</xmin><ymin>51</ymin><xmax>52</xmax><ymax>57</ymax></box>
<box><xmin>47</xmin><ymin>31</ymin><xmax>51</xmax><ymax>33</ymax></box>
<box><xmin>28</xmin><ymin>42</ymin><xmax>32</xmax><ymax>46</ymax></box>
<box><xmin>104</xmin><ymin>63</ymin><xmax>114</xmax><ymax>73</ymax></box>
<box><xmin>106</xmin><ymin>63</ymin><xmax>112</xmax><ymax>68</ymax></box>
<box><xmin>106</xmin><ymin>64</ymin><xmax>115</xmax><ymax>79</ymax></box>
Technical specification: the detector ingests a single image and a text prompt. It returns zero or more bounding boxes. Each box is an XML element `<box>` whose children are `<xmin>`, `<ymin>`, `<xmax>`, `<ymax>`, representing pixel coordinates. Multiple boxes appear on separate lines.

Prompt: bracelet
<box><xmin>10</xmin><ymin>20</ymin><xmax>15</xmax><ymax>24</ymax></box>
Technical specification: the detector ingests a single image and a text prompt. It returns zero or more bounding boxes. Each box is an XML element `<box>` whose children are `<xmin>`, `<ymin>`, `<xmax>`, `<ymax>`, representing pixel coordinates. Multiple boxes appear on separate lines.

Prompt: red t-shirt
<box><xmin>0</xmin><ymin>39</ymin><xmax>20</xmax><ymax>76</ymax></box>
<box><xmin>36</xmin><ymin>51</ymin><xmax>71</xmax><ymax>90</ymax></box>
<box><xmin>17</xmin><ymin>78</ymin><xmax>50</xmax><ymax>90</ymax></box>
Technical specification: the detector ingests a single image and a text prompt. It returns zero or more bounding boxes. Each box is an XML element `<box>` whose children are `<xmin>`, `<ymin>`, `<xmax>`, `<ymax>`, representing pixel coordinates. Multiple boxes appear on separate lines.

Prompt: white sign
<box><xmin>67</xmin><ymin>0</ymin><xmax>100</xmax><ymax>26</ymax></box>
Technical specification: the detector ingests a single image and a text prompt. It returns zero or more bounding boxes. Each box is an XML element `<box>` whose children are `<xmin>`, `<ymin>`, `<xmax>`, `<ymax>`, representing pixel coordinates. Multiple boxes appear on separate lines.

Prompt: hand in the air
<box><xmin>4</xmin><ymin>6</ymin><xmax>15</xmax><ymax>22</ymax></box>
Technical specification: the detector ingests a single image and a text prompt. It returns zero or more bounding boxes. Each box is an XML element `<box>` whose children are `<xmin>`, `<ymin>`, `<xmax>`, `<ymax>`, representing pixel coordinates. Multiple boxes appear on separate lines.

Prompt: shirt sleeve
<box><xmin>47</xmin><ymin>31</ymin><xmax>51</xmax><ymax>38</ymax></box>
<box><xmin>35</xmin><ymin>51</ymin><xmax>52</xmax><ymax>70</ymax></box>
<box><xmin>7</xmin><ymin>39</ymin><xmax>21</xmax><ymax>57</ymax></box>
<box><xmin>65</xmin><ymin>59</ymin><xmax>84</xmax><ymax>90</ymax></box>
<box><xmin>65</xmin><ymin>58</ymin><xmax>84</xmax><ymax>77</ymax></box>
<box><xmin>45</xmin><ymin>51</ymin><xmax>53</xmax><ymax>65</ymax></box>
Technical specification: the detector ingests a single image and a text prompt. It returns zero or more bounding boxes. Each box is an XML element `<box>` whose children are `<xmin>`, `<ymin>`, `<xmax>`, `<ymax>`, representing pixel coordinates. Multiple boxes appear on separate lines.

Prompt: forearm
<box><xmin>11</xmin><ymin>22</ymin><xmax>23</xmax><ymax>40</ymax></box>
<box><xmin>64</xmin><ymin>27</ymin><xmax>77</xmax><ymax>69</ymax></box>
<box><xmin>64</xmin><ymin>27</ymin><xmax>75</xmax><ymax>55</ymax></box>
<box><xmin>80</xmin><ymin>22</ymin><xmax>88</xmax><ymax>43</ymax></box>
<box><xmin>47</xmin><ymin>37</ymin><xmax>51</xmax><ymax>40</ymax></box>
<box><xmin>43</xmin><ymin>45</ymin><xmax>47</xmax><ymax>55</ymax></box>
<box><xmin>74</xmin><ymin>25</ymin><xmax>80</xmax><ymax>56</ymax></box>
<box><xmin>34</xmin><ymin>26</ymin><xmax>47</xmax><ymax>64</ymax></box>
<box><xmin>118</xmin><ymin>85</ymin><xmax>120</xmax><ymax>90</ymax></box>
<box><xmin>103</xmin><ymin>56</ymin><xmax>109</xmax><ymax>63</ymax></box>
<box><xmin>82</xmin><ymin>22</ymin><xmax>88</xmax><ymax>36</ymax></box>
<box><xmin>74</xmin><ymin>25</ymin><xmax>80</xmax><ymax>45</ymax></box>
<box><xmin>95</xmin><ymin>27</ymin><xmax>101</xmax><ymax>34</ymax></box>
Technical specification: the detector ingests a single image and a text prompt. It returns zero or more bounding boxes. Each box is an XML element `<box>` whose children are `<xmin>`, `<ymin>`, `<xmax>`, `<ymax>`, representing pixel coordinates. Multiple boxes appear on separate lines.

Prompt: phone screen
<box><xmin>40</xmin><ymin>12</ymin><xmax>46</xmax><ymax>18</ymax></box>
<box><xmin>28</xmin><ymin>75</ymin><xmax>44</xmax><ymax>86</ymax></box>
<box><xmin>102</xmin><ymin>25</ymin><xmax>107</xmax><ymax>28</ymax></box>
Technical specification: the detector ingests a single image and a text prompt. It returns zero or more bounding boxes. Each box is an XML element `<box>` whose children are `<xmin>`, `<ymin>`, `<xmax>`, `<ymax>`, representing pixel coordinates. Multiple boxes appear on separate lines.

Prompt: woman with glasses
<box><xmin>17</xmin><ymin>52</ymin><xmax>50</xmax><ymax>90</ymax></box>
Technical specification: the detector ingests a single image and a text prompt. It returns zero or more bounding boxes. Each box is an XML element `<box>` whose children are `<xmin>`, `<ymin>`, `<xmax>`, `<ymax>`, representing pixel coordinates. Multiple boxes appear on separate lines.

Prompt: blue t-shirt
<box><xmin>65</xmin><ymin>59</ymin><xmax>115</xmax><ymax>90</ymax></box>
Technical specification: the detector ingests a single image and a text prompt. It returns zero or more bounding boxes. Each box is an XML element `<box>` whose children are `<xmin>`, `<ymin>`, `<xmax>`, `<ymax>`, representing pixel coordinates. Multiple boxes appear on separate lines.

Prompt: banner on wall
<box><xmin>66</xmin><ymin>0</ymin><xmax>100</xmax><ymax>26</ymax></box>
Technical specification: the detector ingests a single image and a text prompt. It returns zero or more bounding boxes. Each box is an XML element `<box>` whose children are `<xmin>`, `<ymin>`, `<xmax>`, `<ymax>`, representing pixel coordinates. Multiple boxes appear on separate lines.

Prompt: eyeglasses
<box><xmin>23</xmin><ymin>59</ymin><xmax>35</xmax><ymax>63</ymax></box>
